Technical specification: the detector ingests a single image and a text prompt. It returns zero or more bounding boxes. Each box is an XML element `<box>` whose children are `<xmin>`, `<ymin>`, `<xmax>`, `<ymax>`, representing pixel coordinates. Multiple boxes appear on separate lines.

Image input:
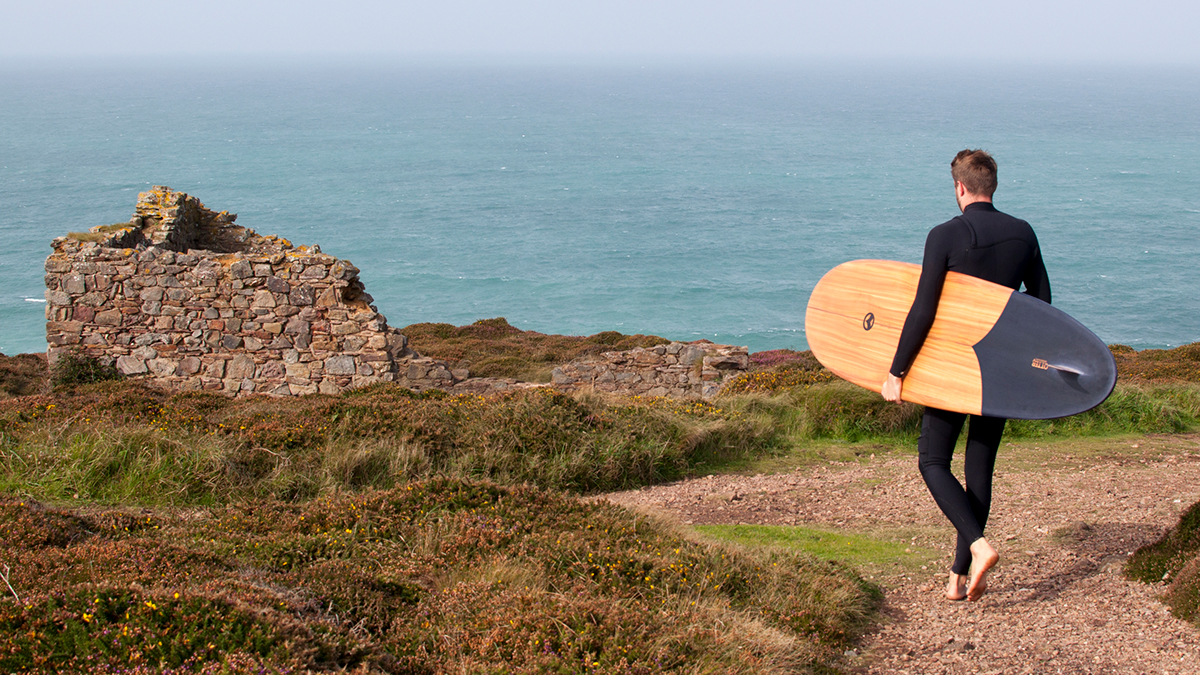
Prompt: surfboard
<box><xmin>804</xmin><ymin>259</ymin><xmax>1117</xmax><ymax>420</ymax></box>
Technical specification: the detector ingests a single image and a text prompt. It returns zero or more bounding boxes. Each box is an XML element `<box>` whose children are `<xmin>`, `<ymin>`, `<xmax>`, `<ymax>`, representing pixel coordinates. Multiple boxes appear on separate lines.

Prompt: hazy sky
<box><xmin>2</xmin><ymin>0</ymin><xmax>1198</xmax><ymax>65</ymax></box>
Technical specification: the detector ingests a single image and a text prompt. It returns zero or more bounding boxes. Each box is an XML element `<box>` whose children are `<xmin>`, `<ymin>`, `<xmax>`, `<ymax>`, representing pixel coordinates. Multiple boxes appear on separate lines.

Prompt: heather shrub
<box><xmin>1111</xmin><ymin>342</ymin><xmax>1200</xmax><ymax>383</ymax></box>
<box><xmin>1126</xmin><ymin>499</ymin><xmax>1200</xmax><ymax>585</ymax></box>
<box><xmin>1126</xmin><ymin>498</ymin><xmax>1200</xmax><ymax>626</ymax></box>
<box><xmin>49</xmin><ymin>351</ymin><xmax>121</xmax><ymax>390</ymax></box>
<box><xmin>401</xmin><ymin>317</ymin><xmax>669</xmax><ymax>380</ymax></box>
<box><xmin>0</xmin><ymin>353</ymin><xmax>47</xmax><ymax>398</ymax></box>
<box><xmin>0</xmin><ymin>482</ymin><xmax>878</xmax><ymax>673</ymax></box>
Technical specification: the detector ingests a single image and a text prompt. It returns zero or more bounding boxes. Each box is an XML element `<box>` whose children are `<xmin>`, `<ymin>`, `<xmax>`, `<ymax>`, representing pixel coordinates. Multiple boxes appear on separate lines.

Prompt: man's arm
<box><xmin>889</xmin><ymin>226</ymin><xmax>952</xmax><ymax>379</ymax></box>
<box><xmin>1023</xmin><ymin>238</ymin><xmax>1051</xmax><ymax>303</ymax></box>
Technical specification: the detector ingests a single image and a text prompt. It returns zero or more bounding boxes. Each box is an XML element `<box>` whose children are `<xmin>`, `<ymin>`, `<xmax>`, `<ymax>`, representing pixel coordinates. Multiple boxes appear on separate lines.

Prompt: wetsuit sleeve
<box><xmin>1022</xmin><ymin>239</ymin><xmax>1051</xmax><ymax>304</ymax></box>
<box><xmin>889</xmin><ymin>227</ymin><xmax>952</xmax><ymax>377</ymax></box>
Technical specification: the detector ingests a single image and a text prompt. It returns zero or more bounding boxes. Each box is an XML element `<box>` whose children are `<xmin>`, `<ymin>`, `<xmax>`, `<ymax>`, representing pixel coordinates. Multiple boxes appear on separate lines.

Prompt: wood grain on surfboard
<box><xmin>805</xmin><ymin>259</ymin><xmax>1013</xmax><ymax>415</ymax></box>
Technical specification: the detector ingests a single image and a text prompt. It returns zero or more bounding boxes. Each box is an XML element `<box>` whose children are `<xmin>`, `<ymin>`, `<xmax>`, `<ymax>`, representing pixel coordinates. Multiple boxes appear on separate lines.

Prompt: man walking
<box><xmin>882</xmin><ymin>149</ymin><xmax>1051</xmax><ymax>601</ymax></box>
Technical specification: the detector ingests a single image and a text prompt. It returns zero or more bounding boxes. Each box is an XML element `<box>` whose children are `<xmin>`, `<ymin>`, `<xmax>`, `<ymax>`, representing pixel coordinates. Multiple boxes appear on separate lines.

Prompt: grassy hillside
<box><xmin>0</xmin><ymin>480</ymin><xmax>878</xmax><ymax>674</ymax></box>
<box><xmin>0</xmin><ymin>382</ymin><xmax>771</xmax><ymax>502</ymax></box>
<box><xmin>3</xmin><ymin>331</ymin><xmax>1199</xmax><ymax>669</ymax></box>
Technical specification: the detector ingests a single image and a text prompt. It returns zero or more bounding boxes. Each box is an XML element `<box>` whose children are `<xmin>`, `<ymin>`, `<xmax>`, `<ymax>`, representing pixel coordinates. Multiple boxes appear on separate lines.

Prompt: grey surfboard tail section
<box><xmin>974</xmin><ymin>292</ymin><xmax>1117</xmax><ymax>420</ymax></box>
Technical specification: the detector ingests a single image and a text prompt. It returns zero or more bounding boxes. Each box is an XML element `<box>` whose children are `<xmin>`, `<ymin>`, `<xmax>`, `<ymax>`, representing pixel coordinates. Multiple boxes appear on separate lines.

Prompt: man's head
<box><xmin>951</xmin><ymin>149</ymin><xmax>997</xmax><ymax>210</ymax></box>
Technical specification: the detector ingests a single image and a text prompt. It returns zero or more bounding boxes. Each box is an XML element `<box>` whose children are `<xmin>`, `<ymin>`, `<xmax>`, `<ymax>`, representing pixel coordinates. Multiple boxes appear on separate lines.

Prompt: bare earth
<box><xmin>604</xmin><ymin>434</ymin><xmax>1200</xmax><ymax>674</ymax></box>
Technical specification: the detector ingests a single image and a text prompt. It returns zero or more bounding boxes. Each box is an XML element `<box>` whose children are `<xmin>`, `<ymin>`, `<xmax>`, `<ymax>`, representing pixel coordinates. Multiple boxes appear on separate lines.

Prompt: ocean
<box><xmin>2</xmin><ymin>60</ymin><xmax>1198</xmax><ymax>356</ymax></box>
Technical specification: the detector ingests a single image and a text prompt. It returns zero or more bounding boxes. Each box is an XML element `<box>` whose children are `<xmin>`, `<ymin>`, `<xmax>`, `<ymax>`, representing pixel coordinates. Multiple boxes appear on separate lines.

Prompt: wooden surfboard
<box><xmin>804</xmin><ymin>259</ymin><xmax>1117</xmax><ymax>420</ymax></box>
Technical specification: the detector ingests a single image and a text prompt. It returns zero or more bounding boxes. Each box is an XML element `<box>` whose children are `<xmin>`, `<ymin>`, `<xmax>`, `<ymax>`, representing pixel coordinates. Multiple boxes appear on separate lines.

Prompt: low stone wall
<box><xmin>44</xmin><ymin>187</ymin><xmax>457</xmax><ymax>395</ymax></box>
<box><xmin>550</xmin><ymin>342</ymin><xmax>750</xmax><ymax>398</ymax></box>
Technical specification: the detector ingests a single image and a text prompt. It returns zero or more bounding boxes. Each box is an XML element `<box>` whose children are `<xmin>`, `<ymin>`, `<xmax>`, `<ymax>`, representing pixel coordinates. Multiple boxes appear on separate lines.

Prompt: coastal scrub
<box><xmin>0</xmin><ymin>481</ymin><xmax>878</xmax><ymax>674</ymax></box>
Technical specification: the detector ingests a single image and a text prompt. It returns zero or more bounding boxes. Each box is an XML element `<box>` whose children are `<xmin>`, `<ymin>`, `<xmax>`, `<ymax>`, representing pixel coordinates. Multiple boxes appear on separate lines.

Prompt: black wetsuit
<box><xmin>890</xmin><ymin>201</ymin><xmax>1051</xmax><ymax>575</ymax></box>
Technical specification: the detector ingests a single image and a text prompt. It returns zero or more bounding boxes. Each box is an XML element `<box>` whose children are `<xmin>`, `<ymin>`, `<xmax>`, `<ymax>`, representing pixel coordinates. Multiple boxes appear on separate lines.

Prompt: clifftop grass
<box><xmin>400</xmin><ymin>317</ymin><xmax>669</xmax><ymax>381</ymax></box>
<box><xmin>0</xmin><ymin>480</ymin><xmax>879</xmax><ymax>674</ymax></box>
<box><xmin>0</xmin><ymin>381</ymin><xmax>769</xmax><ymax>502</ymax></box>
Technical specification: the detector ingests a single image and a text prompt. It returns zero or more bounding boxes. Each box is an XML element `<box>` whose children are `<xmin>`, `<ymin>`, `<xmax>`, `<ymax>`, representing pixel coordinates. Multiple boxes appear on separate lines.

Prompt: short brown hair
<box><xmin>951</xmin><ymin>149</ymin><xmax>998</xmax><ymax>197</ymax></box>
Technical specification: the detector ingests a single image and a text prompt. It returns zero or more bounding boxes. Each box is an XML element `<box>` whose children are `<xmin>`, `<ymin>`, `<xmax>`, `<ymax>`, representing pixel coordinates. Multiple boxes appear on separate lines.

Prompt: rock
<box><xmin>177</xmin><ymin>357</ymin><xmax>202</xmax><ymax>376</ymax></box>
<box><xmin>148</xmin><ymin>358</ymin><xmax>177</xmax><ymax>377</ymax></box>
<box><xmin>251</xmin><ymin>290</ymin><xmax>276</xmax><ymax>308</ymax></box>
<box><xmin>229</xmin><ymin>260</ymin><xmax>252</xmax><ymax>279</ymax></box>
<box><xmin>315</xmin><ymin>287</ymin><xmax>338</xmax><ymax>307</ymax></box>
<box><xmin>325</xmin><ymin>355</ymin><xmax>356</xmax><ymax>376</ymax></box>
<box><xmin>332</xmin><ymin>321</ymin><xmax>360</xmax><ymax>336</ymax></box>
<box><xmin>260</xmin><ymin>361</ymin><xmax>284</xmax><ymax>379</ymax></box>
<box><xmin>63</xmin><ymin>273</ymin><xmax>87</xmax><ymax>294</ymax></box>
<box><xmin>116</xmin><ymin>356</ymin><xmax>148</xmax><ymax>375</ymax></box>
<box><xmin>227</xmin><ymin>355</ymin><xmax>257</xmax><ymax>379</ymax></box>
<box><xmin>93</xmin><ymin>308</ymin><xmax>122</xmax><ymax>326</ymax></box>
<box><xmin>205</xmin><ymin>359</ymin><xmax>226</xmax><ymax>378</ymax></box>
<box><xmin>132</xmin><ymin>346</ymin><xmax>158</xmax><ymax>360</ymax></box>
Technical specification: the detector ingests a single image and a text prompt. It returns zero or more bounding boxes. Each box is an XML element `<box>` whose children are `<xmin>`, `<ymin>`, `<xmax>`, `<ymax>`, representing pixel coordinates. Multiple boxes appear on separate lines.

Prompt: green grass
<box><xmin>0</xmin><ymin>480</ymin><xmax>880</xmax><ymax>674</ymax></box>
<box><xmin>695</xmin><ymin>524</ymin><xmax>940</xmax><ymax>575</ymax></box>
<box><xmin>1126</xmin><ymin>499</ymin><xmax>1200</xmax><ymax>626</ymax></box>
<box><xmin>0</xmin><ymin>382</ymin><xmax>771</xmax><ymax>504</ymax></box>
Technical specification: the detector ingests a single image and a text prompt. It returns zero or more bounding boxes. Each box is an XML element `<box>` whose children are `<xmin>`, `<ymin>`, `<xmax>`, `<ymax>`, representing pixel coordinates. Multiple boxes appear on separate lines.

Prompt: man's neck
<box><xmin>958</xmin><ymin>195</ymin><xmax>992</xmax><ymax>213</ymax></box>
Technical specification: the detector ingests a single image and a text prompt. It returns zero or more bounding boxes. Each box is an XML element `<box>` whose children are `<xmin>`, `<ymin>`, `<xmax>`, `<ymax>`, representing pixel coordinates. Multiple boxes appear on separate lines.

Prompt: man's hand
<box><xmin>882</xmin><ymin>373</ymin><xmax>904</xmax><ymax>402</ymax></box>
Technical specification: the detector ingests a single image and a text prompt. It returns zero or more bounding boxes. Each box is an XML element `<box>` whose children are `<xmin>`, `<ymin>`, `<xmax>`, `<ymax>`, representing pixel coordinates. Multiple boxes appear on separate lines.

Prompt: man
<box><xmin>881</xmin><ymin>149</ymin><xmax>1051</xmax><ymax>602</ymax></box>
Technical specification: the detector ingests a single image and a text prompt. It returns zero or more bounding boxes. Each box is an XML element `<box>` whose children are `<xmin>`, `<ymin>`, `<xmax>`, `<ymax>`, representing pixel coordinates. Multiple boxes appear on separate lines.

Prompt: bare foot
<box><xmin>945</xmin><ymin>573</ymin><xmax>967</xmax><ymax>601</ymax></box>
<box><xmin>967</xmin><ymin>538</ymin><xmax>999</xmax><ymax>601</ymax></box>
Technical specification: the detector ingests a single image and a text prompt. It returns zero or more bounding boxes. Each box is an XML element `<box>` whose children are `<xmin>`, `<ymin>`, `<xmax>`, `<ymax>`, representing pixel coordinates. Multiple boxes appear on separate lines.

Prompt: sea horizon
<box><xmin>3</xmin><ymin>59</ymin><xmax>1198</xmax><ymax>355</ymax></box>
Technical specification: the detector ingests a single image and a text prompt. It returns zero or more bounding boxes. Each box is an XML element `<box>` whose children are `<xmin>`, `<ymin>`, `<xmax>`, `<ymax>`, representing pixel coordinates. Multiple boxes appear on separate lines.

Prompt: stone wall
<box><xmin>549</xmin><ymin>342</ymin><xmax>750</xmax><ymax>398</ymax></box>
<box><xmin>44</xmin><ymin>187</ymin><xmax>457</xmax><ymax>395</ymax></box>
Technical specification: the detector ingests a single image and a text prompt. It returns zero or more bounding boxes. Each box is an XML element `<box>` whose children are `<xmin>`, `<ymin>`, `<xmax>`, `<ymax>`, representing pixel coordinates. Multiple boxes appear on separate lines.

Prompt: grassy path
<box><xmin>604</xmin><ymin>434</ymin><xmax>1200</xmax><ymax>674</ymax></box>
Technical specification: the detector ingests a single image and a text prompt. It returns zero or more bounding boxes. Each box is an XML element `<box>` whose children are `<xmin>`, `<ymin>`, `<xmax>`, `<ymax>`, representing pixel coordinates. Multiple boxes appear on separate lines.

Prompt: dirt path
<box><xmin>604</xmin><ymin>435</ymin><xmax>1200</xmax><ymax>674</ymax></box>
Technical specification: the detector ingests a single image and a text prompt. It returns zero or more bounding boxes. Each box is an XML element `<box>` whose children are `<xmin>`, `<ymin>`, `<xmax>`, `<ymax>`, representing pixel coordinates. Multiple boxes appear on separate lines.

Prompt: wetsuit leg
<box><xmin>949</xmin><ymin>415</ymin><xmax>1006</xmax><ymax>574</ymax></box>
<box><xmin>918</xmin><ymin>407</ymin><xmax>981</xmax><ymax>575</ymax></box>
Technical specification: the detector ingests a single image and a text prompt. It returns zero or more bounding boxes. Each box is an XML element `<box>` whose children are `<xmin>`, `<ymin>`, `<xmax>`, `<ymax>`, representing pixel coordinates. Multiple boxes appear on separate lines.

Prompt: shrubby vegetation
<box><xmin>1126</xmin><ymin>500</ymin><xmax>1200</xmax><ymax>626</ymax></box>
<box><xmin>402</xmin><ymin>317</ymin><xmax>669</xmax><ymax>381</ymax></box>
<box><xmin>720</xmin><ymin>343</ymin><xmax>1200</xmax><ymax>441</ymax></box>
<box><xmin>49</xmin><ymin>350</ymin><xmax>122</xmax><ymax>390</ymax></box>
<box><xmin>0</xmin><ymin>382</ymin><xmax>768</xmax><ymax>502</ymax></box>
<box><xmin>0</xmin><ymin>353</ymin><xmax>47</xmax><ymax>398</ymax></box>
<box><xmin>2</xmin><ymin>333</ymin><xmax>1199</xmax><ymax>668</ymax></box>
<box><xmin>0</xmin><ymin>481</ymin><xmax>877</xmax><ymax>673</ymax></box>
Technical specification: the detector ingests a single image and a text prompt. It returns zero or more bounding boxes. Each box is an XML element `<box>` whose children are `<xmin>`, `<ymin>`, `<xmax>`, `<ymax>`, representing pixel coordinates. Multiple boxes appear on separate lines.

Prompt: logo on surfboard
<box><xmin>862</xmin><ymin>313</ymin><xmax>875</xmax><ymax>331</ymax></box>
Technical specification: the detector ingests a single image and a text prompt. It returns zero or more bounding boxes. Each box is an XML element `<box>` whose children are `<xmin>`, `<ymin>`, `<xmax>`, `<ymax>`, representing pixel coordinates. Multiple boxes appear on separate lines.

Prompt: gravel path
<box><xmin>603</xmin><ymin>434</ymin><xmax>1200</xmax><ymax>674</ymax></box>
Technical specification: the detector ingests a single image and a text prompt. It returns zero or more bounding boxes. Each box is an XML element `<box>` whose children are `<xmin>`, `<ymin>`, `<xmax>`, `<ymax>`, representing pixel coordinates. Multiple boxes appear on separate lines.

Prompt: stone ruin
<box><xmin>44</xmin><ymin>187</ymin><xmax>750</xmax><ymax>398</ymax></box>
<box><xmin>44</xmin><ymin>186</ymin><xmax>456</xmax><ymax>395</ymax></box>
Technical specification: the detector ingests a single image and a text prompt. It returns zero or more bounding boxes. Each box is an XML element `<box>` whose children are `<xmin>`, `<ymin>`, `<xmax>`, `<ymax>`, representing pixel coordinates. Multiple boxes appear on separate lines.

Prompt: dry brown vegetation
<box><xmin>0</xmin><ymin>353</ymin><xmax>47</xmax><ymax>399</ymax></box>
<box><xmin>0</xmin><ymin>481</ymin><xmax>878</xmax><ymax>674</ymax></box>
<box><xmin>1</xmin><ymin>332</ymin><xmax>1198</xmax><ymax>672</ymax></box>
<box><xmin>399</xmin><ymin>317</ymin><xmax>669</xmax><ymax>381</ymax></box>
<box><xmin>1111</xmin><ymin>342</ymin><xmax>1200</xmax><ymax>383</ymax></box>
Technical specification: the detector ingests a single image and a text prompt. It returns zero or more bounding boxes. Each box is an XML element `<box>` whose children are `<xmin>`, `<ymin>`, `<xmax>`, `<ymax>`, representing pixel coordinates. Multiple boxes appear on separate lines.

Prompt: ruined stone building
<box><xmin>44</xmin><ymin>187</ymin><xmax>455</xmax><ymax>395</ymax></box>
<box><xmin>44</xmin><ymin>187</ymin><xmax>748</xmax><ymax>398</ymax></box>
